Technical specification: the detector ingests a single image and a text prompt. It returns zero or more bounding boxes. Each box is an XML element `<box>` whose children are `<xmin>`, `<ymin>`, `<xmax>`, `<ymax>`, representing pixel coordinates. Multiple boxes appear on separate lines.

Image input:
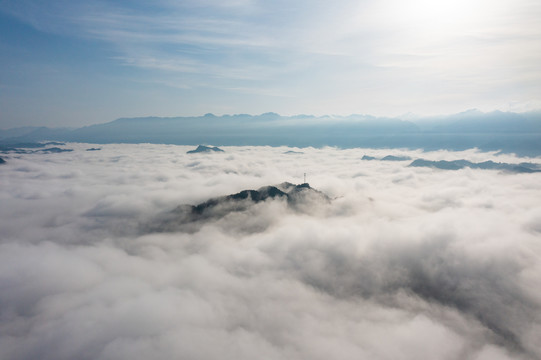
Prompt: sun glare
<box><xmin>382</xmin><ymin>0</ymin><xmax>486</xmax><ymax>33</ymax></box>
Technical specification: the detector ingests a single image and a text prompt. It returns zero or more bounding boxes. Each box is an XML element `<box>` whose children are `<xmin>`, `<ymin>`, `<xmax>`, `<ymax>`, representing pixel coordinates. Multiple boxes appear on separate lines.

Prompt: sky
<box><xmin>1</xmin><ymin>144</ymin><xmax>541</xmax><ymax>359</ymax></box>
<box><xmin>1</xmin><ymin>0</ymin><xmax>541</xmax><ymax>128</ymax></box>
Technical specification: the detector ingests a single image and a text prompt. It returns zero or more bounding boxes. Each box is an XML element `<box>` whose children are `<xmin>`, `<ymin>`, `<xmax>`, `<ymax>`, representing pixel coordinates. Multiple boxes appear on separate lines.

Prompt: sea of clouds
<box><xmin>1</xmin><ymin>143</ymin><xmax>541</xmax><ymax>360</ymax></box>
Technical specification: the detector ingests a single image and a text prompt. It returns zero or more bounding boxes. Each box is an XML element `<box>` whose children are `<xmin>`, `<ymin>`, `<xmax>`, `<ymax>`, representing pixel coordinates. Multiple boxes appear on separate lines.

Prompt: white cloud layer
<box><xmin>1</xmin><ymin>143</ymin><xmax>541</xmax><ymax>359</ymax></box>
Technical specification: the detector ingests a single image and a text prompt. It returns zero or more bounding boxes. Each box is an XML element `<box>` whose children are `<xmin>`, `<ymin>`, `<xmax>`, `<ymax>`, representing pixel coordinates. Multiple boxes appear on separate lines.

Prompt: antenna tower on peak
<box><xmin>304</xmin><ymin>173</ymin><xmax>306</xmax><ymax>184</ymax></box>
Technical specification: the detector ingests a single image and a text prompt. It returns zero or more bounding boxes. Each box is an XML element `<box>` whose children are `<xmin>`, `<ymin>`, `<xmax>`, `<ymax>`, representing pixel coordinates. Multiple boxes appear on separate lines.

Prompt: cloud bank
<box><xmin>1</xmin><ymin>144</ymin><xmax>541</xmax><ymax>360</ymax></box>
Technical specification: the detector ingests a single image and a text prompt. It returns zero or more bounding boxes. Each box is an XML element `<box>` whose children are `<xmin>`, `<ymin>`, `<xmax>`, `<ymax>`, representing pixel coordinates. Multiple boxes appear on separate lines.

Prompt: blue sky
<box><xmin>1</xmin><ymin>0</ymin><xmax>540</xmax><ymax>128</ymax></box>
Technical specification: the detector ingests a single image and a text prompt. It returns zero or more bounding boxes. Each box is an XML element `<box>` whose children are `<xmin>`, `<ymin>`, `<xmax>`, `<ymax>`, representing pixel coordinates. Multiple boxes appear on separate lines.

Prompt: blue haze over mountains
<box><xmin>2</xmin><ymin>109</ymin><xmax>541</xmax><ymax>156</ymax></box>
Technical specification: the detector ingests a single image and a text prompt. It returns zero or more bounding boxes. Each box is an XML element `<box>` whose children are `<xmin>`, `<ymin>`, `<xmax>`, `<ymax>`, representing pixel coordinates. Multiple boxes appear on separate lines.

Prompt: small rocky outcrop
<box><xmin>187</xmin><ymin>145</ymin><xmax>224</xmax><ymax>154</ymax></box>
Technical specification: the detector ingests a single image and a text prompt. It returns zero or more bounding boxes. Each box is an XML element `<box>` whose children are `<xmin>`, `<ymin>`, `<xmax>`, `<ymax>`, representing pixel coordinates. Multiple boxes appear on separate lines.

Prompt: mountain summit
<box><xmin>145</xmin><ymin>182</ymin><xmax>330</xmax><ymax>233</ymax></box>
<box><xmin>191</xmin><ymin>182</ymin><xmax>329</xmax><ymax>215</ymax></box>
<box><xmin>187</xmin><ymin>145</ymin><xmax>224</xmax><ymax>154</ymax></box>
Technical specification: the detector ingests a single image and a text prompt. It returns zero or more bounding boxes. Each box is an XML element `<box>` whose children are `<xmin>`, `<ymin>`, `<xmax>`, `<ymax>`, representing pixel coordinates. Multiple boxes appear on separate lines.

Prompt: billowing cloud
<box><xmin>0</xmin><ymin>143</ymin><xmax>540</xmax><ymax>359</ymax></box>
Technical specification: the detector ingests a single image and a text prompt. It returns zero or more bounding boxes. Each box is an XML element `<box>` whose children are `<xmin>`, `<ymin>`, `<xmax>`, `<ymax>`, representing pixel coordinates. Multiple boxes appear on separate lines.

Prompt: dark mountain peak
<box><xmin>275</xmin><ymin>182</ymin><xmax>320</xmax><ymax>195</ymax></box>
<box><xmin>194</xmin><ymin>185</ymin><xmax>288</xmax><ymax>214</ymax></box>
<box><xmin>193</xmin><ymin>182</ymin><xmax>324</xmax><ymax>213</ymax></box>
<box><xmin>381</xmin><ymin>155</ymin><xmax>412</xmax><ymax>161</ymax></box>
<box><xmin>292</xmin><ymin>182</ymin><xmax>310</xmax><ymax>190</ymax></box>
<box><xmin>146</xmin><ymin>182</ymin><xmax>331</xmax><ymax>233</ymax></box>
<box><xmin>187</xmin><ymin>145</ymin><xmax>225</xmax><ymax>154</ymax></box>
<box><xmin>284</xmin><ymin>150</ymin><xmax>304</xmax><ymax>155</ymax></box>
<box><xmin>362</xmin><ymin>155</ymin><xmax>411</xmax><ymax>161</ymax></box>
<box><xmin>253</xmin><ymin>186</ymin><xmax>288</xmax><ymax>199</ymax></box>
<box><xmin>39</xmin><ymin>147</ymin><xmax>73</xmax><ymax>153</ymax></box>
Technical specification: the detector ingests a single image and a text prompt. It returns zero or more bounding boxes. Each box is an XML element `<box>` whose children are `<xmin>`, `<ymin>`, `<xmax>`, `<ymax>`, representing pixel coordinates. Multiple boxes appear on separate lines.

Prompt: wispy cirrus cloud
<box><xmin>1</xmin><ymin>0</ymin><xmax>540</xmax><ymax>125</ymax></box>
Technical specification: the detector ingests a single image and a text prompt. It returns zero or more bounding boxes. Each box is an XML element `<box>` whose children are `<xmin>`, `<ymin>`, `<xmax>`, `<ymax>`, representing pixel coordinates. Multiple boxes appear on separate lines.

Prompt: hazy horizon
<box><xmin>3</xmin><ymin>108</ymin><xmax>541</xmax><ymax>156</ymax></box>
<box><xmin>4</xmin><ymin>107</ymin><xmax>541</xmax><ymax>130</ymax></box>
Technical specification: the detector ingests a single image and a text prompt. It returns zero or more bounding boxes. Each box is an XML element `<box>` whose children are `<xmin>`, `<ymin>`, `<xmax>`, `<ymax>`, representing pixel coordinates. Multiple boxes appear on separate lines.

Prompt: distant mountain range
<box><xmin>0</xmin><ymin>141</ymin><xmax>71</xmax><ymax>154</ymax></box>
<box><xmin>2</xmin><ymin>110</ymin><xmax>541</xmax><ymax>155</ymax></box>
<box><xmin>409</xmin><ymin>159</ymin><xmax>541</xmax><ymax>173</ymax></box>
